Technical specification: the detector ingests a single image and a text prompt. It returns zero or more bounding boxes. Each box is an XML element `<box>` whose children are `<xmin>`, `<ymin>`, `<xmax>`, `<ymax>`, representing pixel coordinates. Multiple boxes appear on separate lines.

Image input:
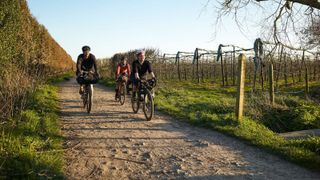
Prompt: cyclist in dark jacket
<box><xmin>76</xmin><ymin>45</ymin><xmax>99</xmax><ymax>94</ymax></box>
<box><xmin>130</xmin><ymin>49</ymin><xmax>156</xmax><ymax>99</ymax></box>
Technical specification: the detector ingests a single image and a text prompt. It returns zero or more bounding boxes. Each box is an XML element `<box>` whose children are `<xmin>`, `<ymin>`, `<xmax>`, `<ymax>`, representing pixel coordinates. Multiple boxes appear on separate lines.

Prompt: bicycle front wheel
<box><xmin>119</xmin><ymin>83</ymin><xmax>126</xmax><ymax>105</ymax></box>
<box><xmin>87</xmin><ymin>85</ymin><xmax>92</xmax><ymax>113</ymax></box>
<box><xmin>83</xmin><ymin>95</ymin><xmax>87</xmax><ymax>108</ymax></box>
<box><xmin>143</xmin><ymin>90</ymin><xmax>154</xmax><ymax>121</ymax></box>
<box><xmin>131</xmin><ymin>93</ymin><xmax>140</xmax><ymax>113</ymax></box>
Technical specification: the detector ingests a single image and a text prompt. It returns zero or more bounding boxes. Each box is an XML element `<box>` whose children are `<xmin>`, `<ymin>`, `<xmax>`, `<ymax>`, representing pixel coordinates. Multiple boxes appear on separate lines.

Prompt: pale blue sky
<box><xmin>27</xmin><ymin>0</ymin><xmax>262</xmax><ymax>60</ymax></box>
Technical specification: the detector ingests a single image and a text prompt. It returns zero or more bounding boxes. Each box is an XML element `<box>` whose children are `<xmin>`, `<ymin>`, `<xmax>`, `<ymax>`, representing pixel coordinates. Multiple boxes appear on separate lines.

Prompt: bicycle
<box><xmin>131</xmin><ymin>78</ymin><xmax>156</xmax><ymax>121</ymax></box>
<box><xmin>82</xmin><ymin>83</ymin><xmax>93</xmax><ymax>113</ymax></box>
<box><xmin>78</xmin><ymin>71</ymin><xmax>97</xmax><ymax>114</ymax></box>
<box><xmin>116</xmin><ymin>79</ymin><xmax>127</xmax><ymax>105</ymax></box>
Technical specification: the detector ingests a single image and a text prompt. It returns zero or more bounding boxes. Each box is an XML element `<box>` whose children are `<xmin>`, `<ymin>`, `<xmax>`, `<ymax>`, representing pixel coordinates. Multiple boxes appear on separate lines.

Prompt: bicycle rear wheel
<box><xmin>143</xmin><ymin>89</ymin><xmax>154</xmax><ymax>121</ymax></box>
<box><xmin>119</xmin><ymin>82</ymin><xmax>126</xmax><ymax>105</ymax></box>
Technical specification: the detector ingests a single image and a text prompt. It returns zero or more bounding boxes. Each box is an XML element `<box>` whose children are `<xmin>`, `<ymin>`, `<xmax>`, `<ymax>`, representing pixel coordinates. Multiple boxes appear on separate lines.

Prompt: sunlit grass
<box><xmin>0</xmin><ymin>85</ymin><xmax>64</xmax><ymax>179</ymax></box>
<box><xmin>155</xmin><ymin>80</ymin><xmax>320</xmax><ymax>171</ymax></box>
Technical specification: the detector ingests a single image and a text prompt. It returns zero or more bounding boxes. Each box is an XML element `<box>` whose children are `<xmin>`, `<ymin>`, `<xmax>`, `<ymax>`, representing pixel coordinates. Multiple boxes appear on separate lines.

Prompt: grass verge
<box><xmin>155</xmin><ymin>81</ymin><xmax>320</xmax><ymax>171</ymax></box>
<box><xmin>47</xmin><ymin>71</ymin><xmax>74</xmax><ymax>84</ymax></box>
<box><xmin>0</xmin><ymin>85</ymin><xmax>64</xmax><ymax>179</ymax></box>
<box><xmin>99</xmin><ymin>76</ymin><xmax>116</xmax><ymax>87</ymax></box>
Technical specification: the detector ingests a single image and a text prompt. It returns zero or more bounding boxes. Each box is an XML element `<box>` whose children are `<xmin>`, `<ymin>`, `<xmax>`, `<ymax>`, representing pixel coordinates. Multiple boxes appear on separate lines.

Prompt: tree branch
<box><xmin>256</xmin><ymin>0</ymin><xmax>320</xmax><ymax>9</ymax></box>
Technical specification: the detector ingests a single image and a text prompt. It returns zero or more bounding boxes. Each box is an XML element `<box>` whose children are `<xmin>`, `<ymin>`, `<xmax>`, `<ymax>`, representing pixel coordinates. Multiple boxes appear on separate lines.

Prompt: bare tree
<box><xmin>302</xmin><ymin>15</ymin><xmax>320</xmax><ymax>48</ymax></box>
<box><xmin>213</xmin><ymin>0</ymin><xmax>320</xmax><ymax>49</ymax></box>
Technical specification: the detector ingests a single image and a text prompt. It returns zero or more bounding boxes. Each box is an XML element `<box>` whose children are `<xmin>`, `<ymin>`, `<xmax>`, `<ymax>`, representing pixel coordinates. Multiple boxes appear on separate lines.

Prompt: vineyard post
<box><xmin>291</xmin><ymin>58</ymin><xmax>295</xmax><ymax>84</ymax></box>
<box><xmin>221</xmin><ymin>53</ymin><xmax>225</xmax><ymax>86</ymax></box>
<box><xmin>159</xmin><ymin>58</ymin><xmax>162</xmax><ymax>80</ymax></box>
<box><xmin>305</xmin><ymin>67</ymin><xmax>309</xmax><ymax>99</ymax></box>
<box><xmin>201</xmin><ymin>59</ymin><xmax>205</xmax><ymax>82</ymax></box>
<box><xmin>276</xmin><ymin>45</ymin><xmax>284</xmax><ymax>89</ymax></box>
<box><xmin>313</xmin><ymin>56</ymin><xmax>317</xmax><ymax>81</ymax></box>
<box><xmin>300</xmin><ymin>50</ymin><xmax>306</xmax><ymax>82</ymax></box>
<box><xmin>260</xmin><ymin>60</ymin><xmax>264</xmax><ymax>91</ymax></box>
<box><xmin>225</xmin><ymin>53</ymin><xmax>229</xmax><ymax>86</ymax></box>
<box><xmin>236</xmin><ymin>54</ymin><xmax>246</xmax><ymax>120</ymax></box>
<box><xmin>232</xmin><ymin>46</ymin><xmax>236</xmax><ymax>86</ymax></box>
<box><xmin>269</xmin><ymin>63</ymin><xmax>275</xmax><ymax>105</ymax></box>
<box><xmin>193</xmin><ymin>48</ymin><xmax>200</xmax><ymax>83</ymax></box>
<box><xmin>176</xmin><ymin>51</ymin><xmax>181</xmax><ymax>81</ymax></box>
<box><xmin>284</xmin><ymin>53</ymin><xmax>288</xmax><ymax>87</ymax></box>
<box><xmin>248</xmin><ymin>57</ymin><xmax>252</xmax><ymax>84</ymax></box>
<box><xmin>197</xmin><ymin>50</ymin><xmax>200</xmax><ymax>83</ymax></box>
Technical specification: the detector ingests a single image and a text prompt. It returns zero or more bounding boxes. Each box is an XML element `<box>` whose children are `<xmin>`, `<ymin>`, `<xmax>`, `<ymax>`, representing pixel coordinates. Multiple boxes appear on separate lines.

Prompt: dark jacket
<box><xmin>76</xmin><ymin>53</ymin><xmax>98</xmax><ymax>75</ymax></box>
<box><xmin>131</xmin><ymin>59</ymin><xmax>153</xmax><ymax>78</ymax></box>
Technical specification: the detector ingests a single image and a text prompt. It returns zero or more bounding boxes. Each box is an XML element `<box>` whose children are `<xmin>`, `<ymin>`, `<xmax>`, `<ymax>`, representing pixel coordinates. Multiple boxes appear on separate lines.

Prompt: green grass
<box><xmin>154</xmin><ymin>80</ymin><xmax>320</xmax><ymax>171</ymax></box>
<box><xmin>0</xmin><ymin>85</ymin><xmax>64</xmax><ymax>179</ymax></box>
<box><xmin>47</xmin><ymin>71</ymin><xmax>74</xmax><ymax>84</ymax></box>
<box><xmin>99</xmin><ymin>76</ymin><xmax>116</xmax><ymax>87</ymax></box>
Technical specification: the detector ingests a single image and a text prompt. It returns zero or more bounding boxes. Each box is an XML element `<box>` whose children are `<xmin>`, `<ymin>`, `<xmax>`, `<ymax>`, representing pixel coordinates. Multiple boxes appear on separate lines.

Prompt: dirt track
<box><xmin>59</xmin><ymin>79</ymin><xmax>320</xmax><ymax>179</ymax></box>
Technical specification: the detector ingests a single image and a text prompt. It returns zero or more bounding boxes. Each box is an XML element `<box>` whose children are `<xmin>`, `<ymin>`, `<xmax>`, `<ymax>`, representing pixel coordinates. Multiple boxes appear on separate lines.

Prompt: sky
<box><xmin>27</xmin><ymin>0</ymin><xmax>262</xmax><ymax>61</ymax></box>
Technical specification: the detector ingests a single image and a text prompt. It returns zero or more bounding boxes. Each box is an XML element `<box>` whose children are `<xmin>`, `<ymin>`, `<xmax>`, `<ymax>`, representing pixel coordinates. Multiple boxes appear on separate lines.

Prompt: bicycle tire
<box><xmin>143</xmin><ymin>89</ymin><xmax>154</xmax><ymax>121</ymax></box>
<box><xmin>131</xmin><ymin>93</ymin><xmax>140</xmax><ymax>113</ymax></box>
<box><xmin>83</xmin><ymin>97</ymin><xmax>87</xmax><ymax>108</ymax></box>
<box><xmin>119</xmin><ymin>82</ymin><xmax>126</xmax><ymax>105</ymax></box>
<box><xmin>87</xmin><ymin>85</ymin><xmax>92</xmax><ymax>113</ymax></box>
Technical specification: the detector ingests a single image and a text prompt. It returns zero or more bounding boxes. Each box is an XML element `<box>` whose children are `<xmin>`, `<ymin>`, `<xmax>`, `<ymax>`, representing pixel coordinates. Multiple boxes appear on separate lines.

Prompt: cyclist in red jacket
<box><xmin>115</xmin><ymin>56</ymin><xmax>131</xmax><ymax>100</ymax></box>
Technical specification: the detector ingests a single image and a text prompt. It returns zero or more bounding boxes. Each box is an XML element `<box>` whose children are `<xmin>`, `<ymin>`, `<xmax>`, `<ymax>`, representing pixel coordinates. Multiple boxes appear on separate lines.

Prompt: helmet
<box><xmin>120</xmin><ymin>56</ymin><xmax>127</xmax><ymax>61</ymax></box>
<box><xmin>82</xmin><ymin>45</ymin><xmax>91</xmax><ymax>52</ymax></box>
<box><xmin>136</xmin><ymin>49</ymin><xmax>145</xmax><ymax>56</ymax></box>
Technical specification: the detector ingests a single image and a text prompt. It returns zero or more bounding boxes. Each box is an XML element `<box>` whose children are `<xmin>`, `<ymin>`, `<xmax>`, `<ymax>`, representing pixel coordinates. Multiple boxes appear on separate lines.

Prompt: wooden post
<box><xmin>196</xmin><ymin>51</ymin><xmax>200</xmax><ymax>84</ymax></box>
<box><xmin>269</xmin><ymin>64</ymin><xmax>275</xmax><ymax>105</ymax></box>
<box><xmin>225</xmin><ymin>53</ymin><xmax>229</xmax><ymax>86</ymax></box>
<box><xmin>248</xmin><ymin>57</ymin><xmax>252</xmax><ymax>84</ymax></box>
<box><xmin>276</xmin><ymin>45</ymin><xmax>284</xmax><ymax>89</ymax></box>
<box><xmin>159</xmin><ymin>62</ymin><xmax>162</xmax><ymax>80</ymax></box>
<box><xmin>221</xmin><ymin>53</ymin><xmax>225</xmax><ymax>86</ymax></box>
<box><xmin>260</xmin><ymin>60</ymin><xmax>264</xmax><ymax>91</ymax></box>
<box><xmin>176</xmin><ymin>52</ymin><xmax>181</xmax><ymax>81</ymax></box>
<box><xmin>201</xmin><ymin>61</ymin><xmax>204</xmax><ymax>82</ymax></box>
<box><xmin>236</xmin><ymin>54</ymin><xmax>246</xmax><ymax>120</ymax></box>
<box><xmin>305</xmin><ymin>67</ymin><xmax>309</xmax><ymax>99</ymax></box>
<box><xmin>300</xmin><ymin>51</ymin><xmax>305</xmax><ymax>82</ymax></box>
<box><xmin>232</xmin><ymin>46</ymin><xmax>236</xmax><ymax>86</ymax></box>
<box><xmin>284</xmin><ymin>53</ymin><xmax>288</xmax><ymax>87</ymax></box>
<box><xmin>291</xmin><ymin>59</ymin><xmax>295</xmax><ymax>84</ymax></box>
<box><xmin>178</xmin><ymin>59</ymin><xmax>181</xmax><ymax>81</ymax></box>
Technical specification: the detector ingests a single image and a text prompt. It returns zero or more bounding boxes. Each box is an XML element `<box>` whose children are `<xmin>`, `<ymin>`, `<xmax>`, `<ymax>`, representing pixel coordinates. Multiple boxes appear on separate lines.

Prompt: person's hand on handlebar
<box><xmin>135</xmin><ymin>73</ymin><xmax>140</xmax><ymax>80</ymax></box>
<box><xmin>78</xmin><ymin>70</ymin><xmax>84</xmax><ymax>77</ymax></box>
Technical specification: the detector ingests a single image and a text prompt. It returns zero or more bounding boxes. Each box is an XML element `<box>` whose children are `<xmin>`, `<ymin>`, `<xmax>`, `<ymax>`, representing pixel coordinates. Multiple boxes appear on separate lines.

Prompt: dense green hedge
<box><xmin>0</xmin><ymin>0</ymin><xmax>74</xmax><ymax>121</ymax></box>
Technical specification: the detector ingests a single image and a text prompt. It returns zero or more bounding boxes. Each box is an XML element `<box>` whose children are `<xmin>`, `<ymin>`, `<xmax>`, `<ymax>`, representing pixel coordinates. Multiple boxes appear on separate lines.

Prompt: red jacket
<box><xmin>116</xmin><ymin>63</ymin><xmax>131</xmax><ymax>76</ymax></box>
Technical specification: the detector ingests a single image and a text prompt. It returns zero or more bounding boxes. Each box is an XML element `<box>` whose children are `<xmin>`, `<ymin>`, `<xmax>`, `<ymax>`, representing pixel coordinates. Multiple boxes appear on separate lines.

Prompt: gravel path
<box><xmin>59</xmin><ymin>79</ymin><xmax>320</xmax><ymax>179</ymax></box>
